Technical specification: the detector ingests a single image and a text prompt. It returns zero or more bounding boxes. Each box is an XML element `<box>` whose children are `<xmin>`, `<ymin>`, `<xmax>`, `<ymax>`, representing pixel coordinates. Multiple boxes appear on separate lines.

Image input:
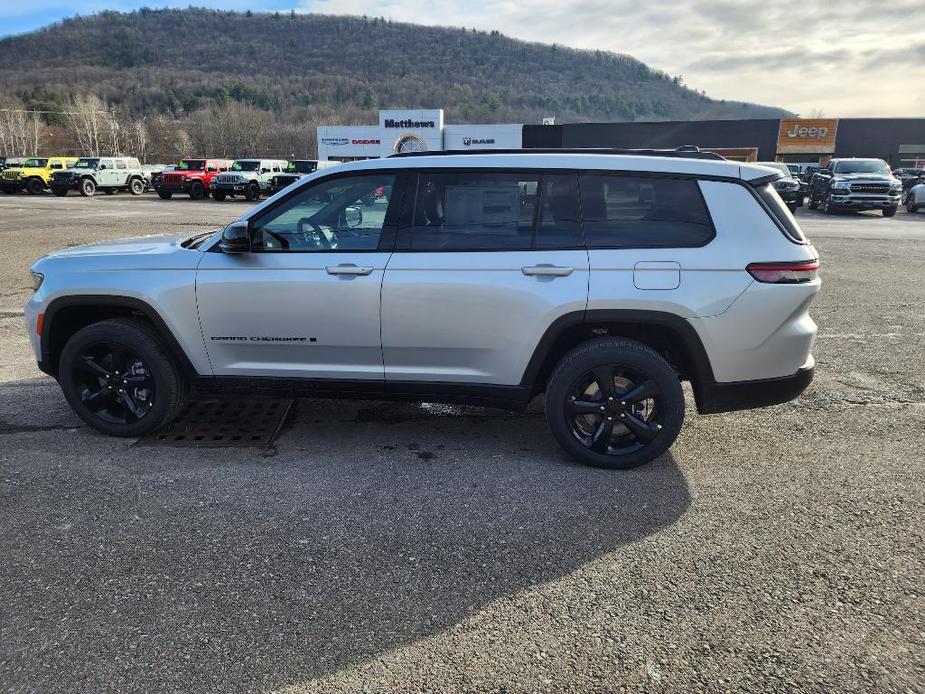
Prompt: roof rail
<box><xmin>390</xmin><ymin>146</ymin><xmax>725</xmax><ymax>161</ymax></box>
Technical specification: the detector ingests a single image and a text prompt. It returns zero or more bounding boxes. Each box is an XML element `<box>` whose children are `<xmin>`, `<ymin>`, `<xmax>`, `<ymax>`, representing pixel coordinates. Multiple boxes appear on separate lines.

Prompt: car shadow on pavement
<box><xmin>0</xmin><ymin>383</ymin><xmax>691</xmax><ymax>693</ymax></box>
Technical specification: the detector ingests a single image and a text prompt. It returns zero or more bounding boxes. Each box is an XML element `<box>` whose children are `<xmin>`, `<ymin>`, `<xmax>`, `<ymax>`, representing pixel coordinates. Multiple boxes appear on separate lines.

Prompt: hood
<box><xmin>832</xmin><ymin>172</ymin><xmax>895</xmax><ymax>182</ymax></box>
<box><xmin>43</xmin><ymin>232</ymin><xmax>196</xmax><ymax>259</ymax></box>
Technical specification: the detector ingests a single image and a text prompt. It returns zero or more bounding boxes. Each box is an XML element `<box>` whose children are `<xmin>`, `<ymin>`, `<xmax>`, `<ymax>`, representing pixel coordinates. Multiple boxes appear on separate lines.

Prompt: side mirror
<box><xmin>220</xmin><ymin>221</ymin><xmax>252</xmax><ymax>254</ymax></box>
<box><xmin>99</xmin><ymin>165</ymin><xmax>107</xmax><ymax>170</ymax></box>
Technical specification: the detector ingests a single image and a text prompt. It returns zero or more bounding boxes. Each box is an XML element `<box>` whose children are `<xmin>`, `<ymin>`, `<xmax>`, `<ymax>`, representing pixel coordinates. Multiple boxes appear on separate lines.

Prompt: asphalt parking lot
<box><xmin>1</xmin><ymin>193</ymin><xmax>923</xmax><ymax>693</ymax></box>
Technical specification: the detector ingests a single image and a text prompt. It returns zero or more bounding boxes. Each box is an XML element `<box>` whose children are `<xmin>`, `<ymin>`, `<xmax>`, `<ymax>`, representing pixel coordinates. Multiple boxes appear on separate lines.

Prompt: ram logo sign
<box><xmin>777</xmin><ymin>119</ymin><xmax>839</xmax><ymax>154</ymax></box>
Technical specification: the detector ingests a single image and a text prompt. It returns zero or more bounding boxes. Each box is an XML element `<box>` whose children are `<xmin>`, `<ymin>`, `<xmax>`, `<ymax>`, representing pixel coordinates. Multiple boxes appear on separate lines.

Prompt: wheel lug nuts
<box><xmin>600</xmin><ymin>406</ymin><xmax>606</xmax><ymax>411</ymax></box>
<box><xmin>607</xmin><ymin>416</ymin><xmax>613</xmax><ymax>421</ymax></box>
<box><xmin>621</xmin><ymin>401</ymin><xmax>626</xmax><ymax>406</ymax></box>
<box><xmin>607</xmin><ymin>396</ymin><xmax>613</xmax><ymax>401</ymax></box>
<box><xmin>620</xmin><ymin>413</ymin><xmax>626</xmax><ymax>418</ymax></box>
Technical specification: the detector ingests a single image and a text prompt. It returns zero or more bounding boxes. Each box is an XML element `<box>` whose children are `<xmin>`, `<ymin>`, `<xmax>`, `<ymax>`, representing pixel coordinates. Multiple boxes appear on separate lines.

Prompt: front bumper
<box><xmin>211</xmin><ymin>182</ymin><xmax>253</xmax><ymax>194</ymax></box>
<box><xmin>156</xmin><ymin>181</ymin><xmax>192</xmax><ymax>194</ymax></box>
<box><xmin>1</xmin><ymin>179</ymin><xmax>25</xmax><ymax>192</ymax></box>
<box><xmin>696</xmin><ymin>356</ymin><xmax>815</xmax><ymax>414</ymax></box>
<box><xmin>829</xmin><ymin>193</ymin><xmax>901</xmax><ymax>210</ymax></box>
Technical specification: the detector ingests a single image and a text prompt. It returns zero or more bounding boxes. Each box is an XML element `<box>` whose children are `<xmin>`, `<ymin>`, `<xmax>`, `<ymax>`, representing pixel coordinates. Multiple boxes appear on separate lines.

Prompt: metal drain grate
<box><xmin>139</xmin><ymin>399</ymin><xmax>293</xmax><ymax>448</ymax></box>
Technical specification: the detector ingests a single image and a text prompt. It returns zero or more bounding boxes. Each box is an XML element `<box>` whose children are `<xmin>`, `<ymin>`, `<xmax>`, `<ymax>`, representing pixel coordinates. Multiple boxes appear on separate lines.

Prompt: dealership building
<box><xmin>523</xmin><ymin>118</ymin><xmax>925</xmax><ymax>167</ymax></box>
<box><xmin>316</xmin><ymin>109</ymin><xmax>522</xmax><ymax>161</ymax></box>
<box><xmin>317</xmin><ymin>110</ymin><xmax>924</xmax><ymax>168</ymax></box>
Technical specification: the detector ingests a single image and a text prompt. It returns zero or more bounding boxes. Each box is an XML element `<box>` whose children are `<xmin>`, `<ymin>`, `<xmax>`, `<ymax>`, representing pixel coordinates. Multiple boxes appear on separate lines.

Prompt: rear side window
<box><xmin>408</xmin><ymin>171</ymin><xmax>581</xmax><ymax>251</ymax></box>
<box><xmin>579</xmin><ymin>174</ymin><xmax>715</xmax><ymax>248</ymax></box>
<box><xmin>755</xmin><ymin>183</ymin><xmax>807</xmax><ymax>243</ymax></box>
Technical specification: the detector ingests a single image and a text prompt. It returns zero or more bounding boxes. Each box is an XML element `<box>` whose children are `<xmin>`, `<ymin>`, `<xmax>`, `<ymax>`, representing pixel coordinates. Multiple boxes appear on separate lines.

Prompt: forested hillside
<box><xmin>0</xmin><ymin>8</ymin><xmax>789</xmax><ymax>159</ymax></box>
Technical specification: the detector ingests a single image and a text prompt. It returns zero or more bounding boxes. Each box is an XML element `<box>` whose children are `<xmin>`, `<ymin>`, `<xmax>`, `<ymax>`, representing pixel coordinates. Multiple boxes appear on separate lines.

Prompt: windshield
<box><xmin>177</xmin><ymin>160</ymin><xmax>205</xmax><ymax>171</ymax></box>
<box><xmin>231</xmin><ymin>161</ymin><xmax>260</xmax><ymax>172</ymax></box>
<box><xmin>834</xmin><ymin>160</ymin><xmax>891</xmax><ymax>175</ymax></box>
<box><xmin>74</xmin><ymin>158</ymin><xmax>99</xmax><ymax>169</ymax></box>
<box><xmin>23</xmin><ymin>158</ymin><xmax>47</xmax><ymax>168</ymax></box>
<box><xmin>287</xmin><ymin>161</ymin><xmax>317</xmax><ymax>174</ymax></box>
<box><xmin>760</xmin><ymin>162</ymin><xmax>792</xmax><ymax>177</ymax></box>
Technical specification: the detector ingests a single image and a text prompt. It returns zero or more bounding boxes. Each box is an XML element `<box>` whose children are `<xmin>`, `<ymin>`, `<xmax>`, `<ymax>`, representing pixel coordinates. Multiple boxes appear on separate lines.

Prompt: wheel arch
<box><xmin>40</xmin><ymin>295</ymin><xmax>197</xmax><ymax>379</ymax></box>
<box><xmin>520</xmin><ymin>309</ymin><xmax>716</xmax><ymax>406</ymax></box>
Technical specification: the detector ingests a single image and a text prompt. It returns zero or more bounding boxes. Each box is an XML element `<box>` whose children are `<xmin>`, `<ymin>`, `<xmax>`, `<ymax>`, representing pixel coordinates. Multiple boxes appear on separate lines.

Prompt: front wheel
<box><xmin>212</xmin><ymin>191</ymin><xmax>227</xmax><ymax>201</ymax></box>
<box><xmin>244</xmin><ymin>182</ymin><xmax>260</xmax><ymax>201</ymax></box>
<box><xmin>822</xmin><ymin>194</ymin><xmax>837</xmax><ymax>215</ymax></box>
<box><xmin>52</xmin><ymin>187</ymin><xmax>68</xmax><ymax>197</ymax></box>
<box><xmin>58</xmin><ymin>318</ymin><xmax>187</xmax><ymax>437</ymax></box>
<box><xmin>157</xmin><ymin>190</ymin><xmax>173</xmax><ymax>200</ymax></box>
<box><xmin>188</xmin><ymin>180</ymin><xmax>205</xmax><ymax>199</ymax></box>
<box><xmin>808</xmin><ymin>194</ymin><xmax>818</xmax><ymax>210</ymax></box>
<box><xmin>26</xmin><ymin>178</ymin><xmax>45</xmax><ymax>195</ymax></box>
<box><xmin>79</xmin><ymin>178</ymin><xmax>96</xmax><ymax>197</ymax></box>
<box><xmin>544</xmin><ymin>338</ymin><xmax>685</xmax><ymax>469</ymax></box>
<box><xmin>882</xmin><ymin>206</ymin><xmax>897</xmax><ymax>218</ymax></box>
<box><xmin>908</xmin><ymin>198</ymin><xmax>920</xmax><ymax>213</ymax></box>
<box><xmin>787</xmin><ymin>201</ymin><xmax>798</xmax><ymax>214</ymax></box>
<box><xmin>129</xmin><ymin>178</ymin><xmax>144</xmax><ymax>196</ymax></box>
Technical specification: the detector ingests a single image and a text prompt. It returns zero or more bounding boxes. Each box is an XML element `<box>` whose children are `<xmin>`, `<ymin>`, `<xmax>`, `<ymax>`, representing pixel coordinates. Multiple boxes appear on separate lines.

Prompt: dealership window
<box><xmin>408</xmin><ymin>171</ymin><xmax>580</xmax><ymax>250</ymax></box>
<box><xmin>250</xmin><ymin>173</ymin><xmax>396</xmax><ymax>252</ymax></box>
<box><xmin>579</xmin><ymin>174</ymin><xmax>714</xmax><ymax>248</ymax></box>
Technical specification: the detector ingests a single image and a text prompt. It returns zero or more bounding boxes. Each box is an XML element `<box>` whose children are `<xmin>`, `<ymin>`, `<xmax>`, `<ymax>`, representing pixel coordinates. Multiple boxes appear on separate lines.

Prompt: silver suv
<box><xmin>210</xmin><ymin>159</ymin><xmax>288</xmax><ymax>201</ymax></box>
<box><xmin>50</xmin><ymin>157</ymin><xmax>146</xmax><ymax>197</ymax></box>
<box><xmin>25</xmin><ymin>149</ymin><xmax>821</xmax><ymax>469</ymax></box>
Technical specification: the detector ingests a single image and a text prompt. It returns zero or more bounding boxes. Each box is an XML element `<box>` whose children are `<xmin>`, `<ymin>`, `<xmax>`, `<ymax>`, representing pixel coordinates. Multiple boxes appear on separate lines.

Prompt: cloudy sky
<box><xmin>2</xmin><ymin>0</ymin><xmax>923</xmax><ymax>117</ymax></box>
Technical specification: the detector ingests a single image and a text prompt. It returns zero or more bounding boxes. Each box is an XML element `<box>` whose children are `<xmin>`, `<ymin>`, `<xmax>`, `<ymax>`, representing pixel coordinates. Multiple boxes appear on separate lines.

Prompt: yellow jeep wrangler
<box><xmin>1</xmin><ymin>156</ymin><xmax>79</xmax><ymax>195</ymax></box>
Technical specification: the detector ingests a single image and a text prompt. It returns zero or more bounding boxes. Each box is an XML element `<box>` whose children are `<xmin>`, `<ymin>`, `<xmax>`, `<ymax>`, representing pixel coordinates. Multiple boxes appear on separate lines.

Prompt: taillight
<box><xmin>747</xmin><ymin>260</ymin><xmax>819</xmax><ymax>284</ymax></box>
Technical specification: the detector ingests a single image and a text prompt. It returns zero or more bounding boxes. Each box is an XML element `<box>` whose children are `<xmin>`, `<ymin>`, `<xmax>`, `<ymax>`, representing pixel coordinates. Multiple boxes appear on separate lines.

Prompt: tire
<box><xmin>808</xmin><ymin>193</ymin><xmax>818</xmax><ymax>210</ymax></box>
<box><xmin>157</xmin><ymin>190</ymin><xmax>173</xmax><ymax>200</ymax></box>
<box><xmin>58</xmin><ymin>318</ymin><xmax>188</xmax><ymax>438</ymax></box>
<box><xmin>822</xmin><ymin>194</ymin><xmax>836</xmax><ymax>215</ymax></box>
<box><xmin>787</xmin><ymin>201</ymin><xmax>798</xmax><ymax>214</ymax></box>
<box><xmin>52</xmin><ymin>187</ymin><xmax>68</xmax><ymax>197</ymax></box>
<box><xmin>188</xmin><ymin>180</ymin><xmax>205</xmax><ymax>200</ymax></box>
<box><xmin>244</xmin><ymin>182</ymin><xmax>260</xmax><ymax>202</ymax></box>
<box><xmin>544</xmin><ymin>338</ymin><xmax>685</xmax><ymax>470</ymax></box>
<box><xmin>79</xmin><ymin>178</ymin><xmax>96</xmax><ymax>197</ymax></box>
<box><xmin>882</xmin><ymin>206</ymin><xmax>897</xmax><ymax>218</ymax></box>
<box><xmin>26</xmin><ymin>178</ymin><xmax>45</xmax><ymax>195</ymax></box>
<box><xmin>129</xmin><ymin>178</ymin><xmax>144</xmax><ymax>196</ymax></box>
<box><xmin>908</xmin><ymin>199</ymin><xmax>919</xmax><ymax>213</ymax></box>
<box><xmin>212</xmin><ymin>191</ymin><xmax>227</xmax><ymax>201</ymax></box>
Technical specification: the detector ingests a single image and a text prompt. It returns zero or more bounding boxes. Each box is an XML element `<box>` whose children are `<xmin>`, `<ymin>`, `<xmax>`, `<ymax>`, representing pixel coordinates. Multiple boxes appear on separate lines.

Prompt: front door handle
<box><xmin>522</xmin><ymin>264</ymin><xmax>574</xmax><ymax>277</ymax></box>
<box><xmin>326</xmin><ymin>264</ymin><xmax>374</xmax><ymax>276</ymax></box>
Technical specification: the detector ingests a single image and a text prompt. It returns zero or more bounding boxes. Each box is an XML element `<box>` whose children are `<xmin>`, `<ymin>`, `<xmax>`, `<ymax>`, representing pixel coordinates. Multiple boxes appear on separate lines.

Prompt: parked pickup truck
<box><xmin>210</xmin><ymin>159</ymin><xmax>288</xmax><ymax>201</ymax></box>
<box><xmin>155</xmin><ymin>159</ymin><xmax>232</xmax><ymax>200</ymax></box>
<box><xmin>2</xmin><ymin>156</ymin><xmax>78</xmax><ymax>194</ymax></box>
<box><xmin>808</xmin><ymin>158</ymin><xmax>902</xmax><ymax>216</ymax></box>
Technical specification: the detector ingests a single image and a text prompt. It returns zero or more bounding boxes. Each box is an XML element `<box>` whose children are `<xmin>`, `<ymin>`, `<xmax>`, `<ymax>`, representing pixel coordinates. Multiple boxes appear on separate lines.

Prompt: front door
<box><xmin>196</xmin><ymin>171</ymin><xmax>400</xmax><ymax>379</ymax></box>
<box><xmin>381</xmin><ymin>170</ymin><xmax>589</xmax><ymax>386</ymax></box>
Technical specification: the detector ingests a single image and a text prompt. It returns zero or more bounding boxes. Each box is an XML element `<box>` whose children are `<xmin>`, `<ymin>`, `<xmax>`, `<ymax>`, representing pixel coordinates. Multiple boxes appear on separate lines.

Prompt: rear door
<box><xmin>196</xmin><ymin>170</ymin><xmax>402</xmax><ymax>379</ymax></box>
<box><xmin>381</xmin><ymin>169</ymin><xmax>588</xmax><ymax>386</ymax></box>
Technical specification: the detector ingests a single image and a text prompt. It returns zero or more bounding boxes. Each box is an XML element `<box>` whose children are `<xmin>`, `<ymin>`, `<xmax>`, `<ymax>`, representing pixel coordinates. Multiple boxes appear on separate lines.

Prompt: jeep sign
<box><xmin>777</xmin><ymin>118</ymin><xmax>839</xmax><ymax>154</ymax></box>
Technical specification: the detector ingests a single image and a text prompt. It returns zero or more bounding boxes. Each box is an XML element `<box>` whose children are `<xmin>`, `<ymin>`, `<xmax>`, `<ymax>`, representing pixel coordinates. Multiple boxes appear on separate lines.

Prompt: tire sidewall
<box><xmin>80</xmin><ymin>178</ymin><xmax>96</xmax><ymax>197</ymax></box>
<box><xmin>130</xmin><ymin>178</ymin><xmax>144</xmax><ymax>195</ymax></box>
<box><xmin>59</xmin><ymin>321</ymin><xmax>181</xmax><ymax>437</ymax></box>
<box><xmin>245</xmin><ymin>182</ymin><xmax>259</xmax><ymax>201</ymax></box>
<box><xmin>189</xmin><ymin>180</ymin><xmax>204</xmax><ymax>199</ymax></box>
<box><xmin>545</xmin><ymin>340</ymin><xmax>685</xmax><ymax>469</ymax></box>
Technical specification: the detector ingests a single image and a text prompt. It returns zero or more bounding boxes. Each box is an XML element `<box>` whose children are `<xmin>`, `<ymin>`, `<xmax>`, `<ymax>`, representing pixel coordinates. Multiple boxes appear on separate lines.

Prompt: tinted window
<box><xmin>408</xmin><ymin>171</ymin><xmax>580</xmax><ymax>251</ymax></box>
<box><xmin>116</xmin><ymin>160</ymin><xmax>126</xmax><ymax>170</ymax></box>
<box><xmin>756</xmin><ymin>183</ymin><xmax>807</xmax><ymax>243</ymax></box>
<box><xmin>579</xmin><ymin>175</ymin><xmax>714</xmax><ymax>248</ymax></box>
<box><xmin>250</xmin><ymin>173</ymin><xmax>396</xmax><ymax>252</ymax></box>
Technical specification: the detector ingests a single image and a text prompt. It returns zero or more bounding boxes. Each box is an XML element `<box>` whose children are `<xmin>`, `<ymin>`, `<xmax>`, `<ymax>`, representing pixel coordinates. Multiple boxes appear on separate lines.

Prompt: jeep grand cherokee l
<box><xmin>25</xmin><ymin>149</ymin><xmax>820</xmax><ymax>470</ymax></box>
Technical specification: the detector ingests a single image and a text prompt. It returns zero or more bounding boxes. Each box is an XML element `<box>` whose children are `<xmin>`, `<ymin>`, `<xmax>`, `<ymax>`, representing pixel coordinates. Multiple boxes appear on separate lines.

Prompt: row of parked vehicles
<box><xmin>0</xmin><ymin>155</ymin><xmax>340</xmax><ymax>200</ymax></box>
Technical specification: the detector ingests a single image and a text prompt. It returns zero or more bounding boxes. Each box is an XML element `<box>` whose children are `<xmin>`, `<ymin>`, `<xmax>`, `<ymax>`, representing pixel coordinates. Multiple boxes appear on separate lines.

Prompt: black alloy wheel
<box><xmin>545</xmin><ymin>339</ymin><xmax>685</xmax><ymax>469</ymax></box>
<box><xmin>70</xmin><ymin>342</ymin><xmax>156</xmax><ymax>426</ymax></box>
<box><xmin>26</xmin><ymin>177</ymin><xmax>45</xmax><ymax>195</ymax></box>
<box><xmin>59</xmin><ymin>318</ymin><xmax>187</xmax><ymax>437</ymax></box>
<box><xmin>244</xmin><ymin>182</ymin><xmax>260</xmax><ymax>201</ymax></box>
<box><xmin>189</xmin><ymin>180</ymin><xmax>205</xmax><ymax>199</ymax></box>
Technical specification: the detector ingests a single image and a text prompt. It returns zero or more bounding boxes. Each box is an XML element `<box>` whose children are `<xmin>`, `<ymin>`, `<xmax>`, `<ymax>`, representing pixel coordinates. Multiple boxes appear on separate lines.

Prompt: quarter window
<box><xmin>250</xmin><ymin>173</ymin><xmax>396</xmax><ymax>252</ymax></box>
<box><xmin>116</xmin><ymin>160</ymin><xmax>127</xmax><ymax>170</ymax></box>
<box><xmin>579</xmin><ymin>174</ymin><xmax>715</xmax><ymax>248</ymax></box>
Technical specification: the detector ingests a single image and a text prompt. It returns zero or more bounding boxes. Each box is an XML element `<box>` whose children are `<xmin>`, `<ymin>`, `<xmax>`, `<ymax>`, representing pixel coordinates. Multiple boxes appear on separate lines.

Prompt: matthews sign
<box><xmin>777</xmin><ymin>118</ymin><xmax>839</xmax><ymax>154</ymax></box>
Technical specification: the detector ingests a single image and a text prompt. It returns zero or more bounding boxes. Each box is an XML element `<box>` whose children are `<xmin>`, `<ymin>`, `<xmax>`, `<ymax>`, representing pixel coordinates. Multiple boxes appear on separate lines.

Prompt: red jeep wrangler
<box><xmin>156</xmin><ymin>159</ymin><xmax>232</xmax><ymax>200</ymax></box>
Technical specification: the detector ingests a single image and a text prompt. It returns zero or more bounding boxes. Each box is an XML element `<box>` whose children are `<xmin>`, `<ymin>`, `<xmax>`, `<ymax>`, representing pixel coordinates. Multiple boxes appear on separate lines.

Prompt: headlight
<box><xmin>31</xmin><ymin>271</ymin><xmax>44</xmax><ymax>291</ymax></box>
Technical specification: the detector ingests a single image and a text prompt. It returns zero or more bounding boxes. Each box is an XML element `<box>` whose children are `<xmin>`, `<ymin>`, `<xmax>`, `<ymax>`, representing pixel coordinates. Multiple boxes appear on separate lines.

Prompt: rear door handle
<box><xmin>326</xmin><ymin>264</ymin><xmax>374</xmax><ymax>276</ymax></box>
<box><xmin>522</xmin><ymin>264</ymin><xmax>574</xmax><ymax>277</ymax></box>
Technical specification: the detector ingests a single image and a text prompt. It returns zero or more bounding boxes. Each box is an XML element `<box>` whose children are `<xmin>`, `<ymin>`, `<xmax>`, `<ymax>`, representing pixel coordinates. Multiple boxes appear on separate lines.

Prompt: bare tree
<box><xmin>64</xmin><ymin>93</ymin><xmax>117</xmax><ymax>155</ymax></box>
<box><xmin>0</xmin><ymin>98</ymin><xmax>45</xmax><ymax>156</ymax></box>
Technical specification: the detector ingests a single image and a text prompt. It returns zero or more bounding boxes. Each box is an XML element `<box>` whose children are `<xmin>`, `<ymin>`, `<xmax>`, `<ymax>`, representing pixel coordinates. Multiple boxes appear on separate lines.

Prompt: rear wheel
<box><xmin>188</xmin><ymin>180</ymin><xmax>205</xmax><ymax>200</ymax></box>
<box><xmin>545</xmin><ymin>338</ymin><xmax>685</xmax><ymax>469</ymax></box>
<box><xmin>26</xmin><ymin>177</ymin><xmax>45</xmax><ymax>195</ymax></box>
<box><xmin>129</xmin><ymin>178</ymin><xmax>144</xmax><ymax>195</ymax></box>
<box><xmin>79</xmin><ymin>178</ymin><xmax>96</xmax><ymax>197</ymax></box>
<box><xmin>58</xmin><ymin>318</ymin><xmax>187</xmax><ymax>437</ymax></box>
<box><xmin>244</xmin><ymin>182</ymin><xmax>260</xmax><ymax>201</ymax></box>
<box><xmin>212</xmin><ymin>191</ymin><xmax>227</xmax><ymax>201</ymax></box>
<box><xmin>882</xmin><ymin>206</ymin><xmax>897</xmax><ymax>217</ymax></box>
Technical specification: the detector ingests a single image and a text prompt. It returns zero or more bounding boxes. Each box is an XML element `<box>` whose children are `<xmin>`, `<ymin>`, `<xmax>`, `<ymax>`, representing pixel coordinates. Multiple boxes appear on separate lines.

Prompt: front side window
<box><xmin>24</xmin><ymin>158</ymin><xmax>48</xmax><ymax>168</ymax></box>
<box><xmin>250</xmin><ymin>173</ymin><xmax>396</xmax><ymax>252</ymax></box>
<box><xmin>74</xmin><ymin>158</ymin><xmax>98</xmax><ymax>169</ymax></box>
<box><xmin>178</xmin><ymin>160</ymin><xmax>205</xmax><ymax>171</ymax></box>
<box><xmin>579</xmin><ymin>174</ymin><xmax>715</xmax><ymax>248</ymax></box>
<box><xmin>99</xmin><ymin>159</ymin><xmax>114</xmax><ymax>170</ymax></box>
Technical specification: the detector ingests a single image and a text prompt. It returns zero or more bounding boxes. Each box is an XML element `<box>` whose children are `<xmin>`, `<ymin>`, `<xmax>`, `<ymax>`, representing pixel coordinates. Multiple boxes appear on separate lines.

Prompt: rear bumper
<box><xmin>696</xmin><ymin>357</ymin><xmax>815</xmax><ymax>414</ymax></box>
